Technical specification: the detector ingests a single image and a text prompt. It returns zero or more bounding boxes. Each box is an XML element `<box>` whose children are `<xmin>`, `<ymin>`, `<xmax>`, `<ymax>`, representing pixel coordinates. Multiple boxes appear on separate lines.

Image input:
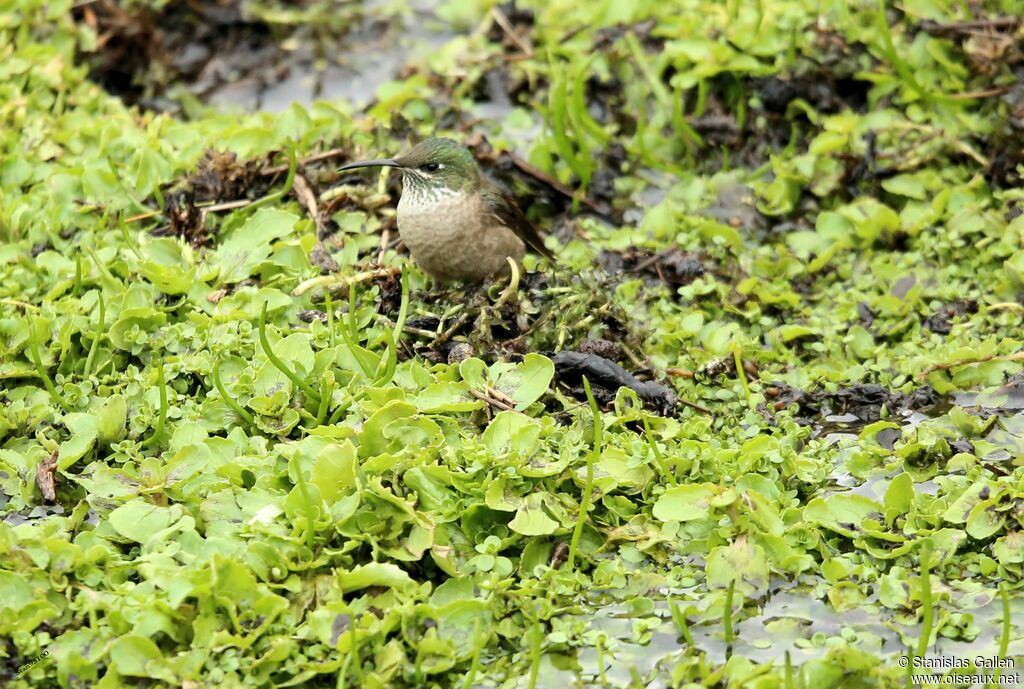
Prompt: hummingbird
<box><xmin>337</xmin><ymin>137</ymin><xmax>554</xmax><ymax>282</ymax></box>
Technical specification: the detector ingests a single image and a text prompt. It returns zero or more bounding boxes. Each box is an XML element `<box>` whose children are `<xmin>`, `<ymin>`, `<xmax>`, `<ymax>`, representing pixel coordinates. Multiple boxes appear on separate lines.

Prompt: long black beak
<box><xmin>336</xmin><ymin>158</ymin><xmax>401</xmax><ymax>173</ymax></box>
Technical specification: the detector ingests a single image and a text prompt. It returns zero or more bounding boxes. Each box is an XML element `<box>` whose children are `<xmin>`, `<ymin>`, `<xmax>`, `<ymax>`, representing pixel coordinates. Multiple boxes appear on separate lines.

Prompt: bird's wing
<box><xmin>481</xmin><ymin>181</ymin><xmax>555</xmax><ymax>261</ymax></box>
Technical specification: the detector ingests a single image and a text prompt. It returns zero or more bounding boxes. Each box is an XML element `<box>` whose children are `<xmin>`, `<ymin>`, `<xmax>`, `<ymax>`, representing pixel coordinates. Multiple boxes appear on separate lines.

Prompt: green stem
<box><xmin>668</xmin><ymin>597</ymin><xmax>695</xmax><ymax>646</ymax></box>
<box><xmin>118</xmin><ymin>214</ymin><xmax>143</xmax><ymax>261</ymax></box>
<box><xmin>733</xmin><ymin>77</ymin><xmax>747</xmax><ymax>131</ymax></box>
<box><xmin>642</xmin><ymin>417</ymin><xmax>675</xmax><ymax>484</ymax></box>
<box><xmin>143</xmin><ymin>357</ymin><xmax>168</xmax><ymax>447</ymax></box>
<box><xmin>624</xmin><ymin>32</ymin><xmax>669</xmax><ymax>106</ymax></box>
<box><xmin>212</xmin><ymin>359</ymin><xmax>255</xmax><ymax>426</ymax></box>
<box><xmin>907</xmin><ymin>541</ymin><xmax>934</xmax><ymax>688</ymax></box>
<box><xmin>723</xmin><ymin>578</ymin><xmax>735</xmax><ymax>645</ymax></box>
<box><xmin>784</xmin><ymin>650</ymin><xmax>794</xmax><ymax>689</ymax></box>
<box><xmin>547</xmin><ymin>51</ymin><xmax>590</xmax><ymax>190</ymax></box>
<box><xmin>347</xmin><ymin>283</ymin><xmax>359</xmax><ymax>343</ymax></box>
<box><xmin>568</xmin><ymin>376</ymin><xmax>601</xmax><ymax>571</ymax></box>
<box><xmin>526</xmin><ymin>616</ymin><xmax>542</xmax><ymax>689</ymax></box>
<box><xmin>460</xmin><ymin>619</ymin><xmax>483</xmax><ymax>689</ymax></box>
<box><xmin>327</xmin><ymin>399</ymin><xmax>351</xmax><ymax>425</ymax></box>
<box><xmin>671</xmin><ymin>81</ymin><xmax>703</xmax><ymax>156</ymax></box>
<box><xmin>73</xmin><ymin>254</ymin><xmax>82</xmax><ymax>297</ymax></box>
<box><xmin>350</xmin><ymin>621</ymin><xmax>364</xmax><ymax>683</ymax></box>
<box><xmin>314</xmin><ymin>375</ymin><xmax>331</xmax><ymax>426</ymax></box>
<box><xmin>371</xmin><ymin>332</ymin><xmax>398</xmax><ymax>386</ymax></box>
<box><xmin>873</xmin><ymin>0</ymin><xmax>955</xmax><ymax>106</ymax></box>
<box><xmin>335</xmin><ymin>653</ymin><xmax>351</xmax><ymax>689</ymax></box>
<box><xmin>732</xmin><ymin>342</ymin><xmax>752</xmax><ymax>407</ymax></box>
<box><xmin>325</xmin><ymin>290</ymin><xmax>336</xmax><ymax>349</ymax></box>
<box><xmin>83</xmin><ymin>246</ymin><xmax>118</xmax><ymax>290</ymax></box>
<box><xmin>338</xmin><ymin>283</ymin><xmax>380</xmax><ymax>380</ymax></box>
<box><xmin>292</xmin><ymin>456</ymin><xmax>316</xmax><ymax>551</ymax></box>
<box><xmin>694</xmin><ymin>79</ymin><xmax>708</xmax><ymax>118</ymax></box>
<box><xmin>394</xmin><ymin>269</ymin><xmax>410</xmax><ymax>341</ymax></box>
<box><xmin>991</xmin><ymin>585</ymin><xmax>1011</xmax><ymax>687</ymax></box>
<box><xmin>916</xmin><ymin>543</ymin><xmax>933</xmax><ymax>658</ymax></box>
<box><xmin>28</xmin><ymin>328</ymin><xmax>72</xmax><ymax>412</ymax></box>
<box><xmin>595</xmin><ymin>634</ymin><xmax>608</xmax><ymax>685</ymax></box>
<box><xmin>337</xmin><ymin>306</ymin><xmax>373</xmax><ymax>379</ymax></box>
<box><xmin>82</xmin><ymin>291</ymin><xmax>106</xmax><ymax>379</ymax></box>
<box><xmin>258</xmin><ymin>302</ymin><xmax>321</xmax><ymax>406</ymax></box>
<box><xmin>570</xmin><ymin>55</ymin><xmax>610</xmax><ymax>145</ymax></box>
<box><xmin>494</xmin><ymin>258</ymin><xmax>521</xmax><ymax>312</ymax></box>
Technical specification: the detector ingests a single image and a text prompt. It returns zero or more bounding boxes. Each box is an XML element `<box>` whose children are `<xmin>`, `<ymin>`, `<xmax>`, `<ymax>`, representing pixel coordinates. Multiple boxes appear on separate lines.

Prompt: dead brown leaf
<box><xmin>36</xmin><ymin>449</ymin><xmax>58</xmax><ymax>502</ymax></box>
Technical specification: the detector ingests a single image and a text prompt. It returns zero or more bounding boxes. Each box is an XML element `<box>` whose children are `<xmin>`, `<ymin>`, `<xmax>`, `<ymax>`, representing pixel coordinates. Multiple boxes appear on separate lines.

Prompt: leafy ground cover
<box><xmin>2</xmin><ymin>0</ymin><xmax>1024</xmax><ymax>687</ymax></box>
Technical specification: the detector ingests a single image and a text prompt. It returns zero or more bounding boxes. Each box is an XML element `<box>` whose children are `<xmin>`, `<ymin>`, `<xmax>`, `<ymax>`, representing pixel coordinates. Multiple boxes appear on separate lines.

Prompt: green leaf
<box><xmin>776</xmin><ymin>324</ymin><xmax>819</xmax><ymax>343</ymax></box>
<box><xmin>508</xmin><ymin>493</ymin><xmax>560</xmax><ymax>535</ymax></box>
<box><xmin>96</xmin><ymin>394</ymin><xmax>128</xmax><ymax>445</ymax></box>
<box><xmin>412</xmin><ymin>382</ymin><xmax>485</xmax><ymax>413</ymax></box>
<box><xmin>358</xmin><ymin>401</ymin><xmax>418</xmax><ymax>458</ymax></box>
<box><xmin>881</xmin><ymin>172</ymin><xmax>933</xmax><ymax>200</ymax></box>
<box><xmin>965</xmin><ymin>499</ymin><xmax>1004</xmax><ymax>540</ymax></box>
<box><xmin>109</xmin><ymin>635</ymin><xmax>175</xmax><ymax>681</ymax></box>
<box><xmin>482</xmin><ymin>411</ymin><xmax>541</xmax><ymax>457</ymax></box>
<box><xmin>0</xmin><ymin>570</ymin><xmax>34</xmax><ymax>608</ymax></box>
<box><xmin>1005</xmin><ymin>250</ymin><xmax>1024</xmax><ymax>287</ymax></box>
<box><xmin>108</xmin><ymin>500</ymin><xmax>181</xmax><ymax>544</ymax></box>
<box><xmin>213</xmin><ymin>208</ymin><xmax>298</xmax><ymax>284</ymax></box>
<box><xmin>435</xmin><ymin>599</ymin><xmax>491</xmax><ymax>659</ymax></box>
<box><xmin>652</xmin><ymin>484</ymin><xmax>717</xmax><ymax>522</ymax></box>
<box><xmin>836</xmin><ymin>197</ymin><xmax>899</xmax><ymax>245</ymax></box>
<box><xmin>458</xmin><ymin>357</ymin><xmax>488</xmax><ymax>388</ymax></box>
<box><xmin>311</xmin><ymin>441</ymin><xmax>358</xmax><ymax>503</ymax></box>
<box><xmin>884</xmin><ymin>472</ymin><xmax>914</xmax><ymax>518</ymax></box>
<box><xmin>492</xmin><ymin>354</ymin><xmax>554</xmax><ymax>410</ymax></box>
<box><xmin>138</xmin><ymin>237</ymin><xmax>195</xmax><ymax>295</ymax></box>
<box><xmin>994</xmin><ymin>532</ymin><xmax>1024</xmax><ymax>565</ymax></box>
<box><xmin>705</xmin><ymin>537</ymin><xmax>770</xmax><ymax>596</ymax></box>
<box><xmin>942</xmin><ymin>482</ymin><xmax>992</xmax><ymax>524</ymax></box>
<box><xmin>337</xmin><ymin>562</ymin><xmax>416</xmax><ymax>594</ymax></box>
<box><xmin>132</xmin><ymin>148</ymin><xmax>173</xmax><ymax>197</ymax></box>
<box><xmin>901</xmin><ymin>0</ymin><xmax>954</xmax><ymax>20</ymax></box>
<box><xmin>58</xmin><ymin>413</ymin><xmax>98</xmax><ymax>470</ymax></box>
<box><xmin>804</xmin><ymin>494</ymin><xmax>883</xmax><ymax>536</ymax></box>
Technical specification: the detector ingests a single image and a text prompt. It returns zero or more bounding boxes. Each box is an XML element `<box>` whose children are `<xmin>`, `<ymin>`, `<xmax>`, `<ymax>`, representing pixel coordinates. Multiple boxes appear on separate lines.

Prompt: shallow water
<box><xmin>560</xmin><ymin>583</ymin><xmax>1024</xmax><ymax>686</ymax></box>
<box><xmin>207</xmin><ymin>0</ymin><xmax>452</xmax><ymax>111</ymax></box>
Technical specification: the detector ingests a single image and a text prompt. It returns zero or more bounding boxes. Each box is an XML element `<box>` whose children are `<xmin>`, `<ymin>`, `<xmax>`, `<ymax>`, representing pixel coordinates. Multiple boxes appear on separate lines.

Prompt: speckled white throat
<box><xmin>396</xmin><ymin>184</ymin><xmax>525</xmax><ymax>282</ymax></box>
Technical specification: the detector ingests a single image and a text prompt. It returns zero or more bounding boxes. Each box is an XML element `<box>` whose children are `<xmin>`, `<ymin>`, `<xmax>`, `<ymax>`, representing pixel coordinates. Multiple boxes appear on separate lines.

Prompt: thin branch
<box><xmin>919</xmin><ymin>17</ymin><xmax>1021</xmax><ymax>37</ymax></box>
<box><xmin>292</xmin><ymin>267</ymin><xmax>401</xmax><ymax>296</ymax></box>
<box><xmin>947</xmin><ymin>85</ymin><xmax>1014</xmax><ymax>100</ymax></box>
<box><xmin>291</xmin><ymin>173</ymin><xmax>324</xmax><ymax>236</ymax></box>
<box><xmin>491</xmin><ymin>6</ymin><xmax>534</xmax><ymax>56</ymax></box>
<box><xmin>261</xmin><ymin>147</ymin><xmax>348</xmax><ymax>176</ymax></box>
<box><xmin>503</xmin><ymin>152</ymin><xmax>601</xmax><ymax>210</ymax></box>
<box><xmin>921</xmin><ymin>351</ymin><xmax>1024</xmax><ymax>377</ymax></box>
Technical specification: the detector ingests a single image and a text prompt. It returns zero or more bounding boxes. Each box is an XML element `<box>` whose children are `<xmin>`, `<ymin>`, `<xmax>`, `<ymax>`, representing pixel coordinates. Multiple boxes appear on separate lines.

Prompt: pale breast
<box><xmin>397</xmin><ymin>190</ymin><xmax>525</xmax><ymax>282</ymax></box>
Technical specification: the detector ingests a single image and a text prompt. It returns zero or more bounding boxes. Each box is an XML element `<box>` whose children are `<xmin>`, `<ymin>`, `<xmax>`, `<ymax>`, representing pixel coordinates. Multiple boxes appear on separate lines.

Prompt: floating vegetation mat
<box><xmin>2</xmin><ymin>0</ymin><xmax>1024</xmax><ymax>687</ymax></box>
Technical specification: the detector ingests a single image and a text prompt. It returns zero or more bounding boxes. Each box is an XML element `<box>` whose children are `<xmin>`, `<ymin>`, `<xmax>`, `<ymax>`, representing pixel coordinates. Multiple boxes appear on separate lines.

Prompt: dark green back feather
<box><xmin>481</xmin><ymin>179</ymin><xmax>555</xmax><ymax>261</ymax></box>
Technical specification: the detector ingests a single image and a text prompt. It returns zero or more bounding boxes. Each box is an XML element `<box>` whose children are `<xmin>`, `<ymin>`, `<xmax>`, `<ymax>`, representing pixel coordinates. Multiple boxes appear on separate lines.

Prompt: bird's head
<box><xmin>337</xmin><ymin>137</ymin><xmax>480</xmax><ymax>195</ymax></box>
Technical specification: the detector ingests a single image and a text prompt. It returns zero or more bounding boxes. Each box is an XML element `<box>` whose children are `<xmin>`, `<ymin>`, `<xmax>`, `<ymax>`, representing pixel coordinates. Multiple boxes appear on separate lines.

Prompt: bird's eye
<box><xmin>422</xmin><ymin>163</ymin><xmax>441</xmax><ymax>173</ymax></box>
